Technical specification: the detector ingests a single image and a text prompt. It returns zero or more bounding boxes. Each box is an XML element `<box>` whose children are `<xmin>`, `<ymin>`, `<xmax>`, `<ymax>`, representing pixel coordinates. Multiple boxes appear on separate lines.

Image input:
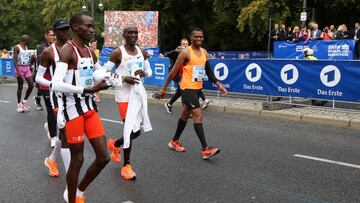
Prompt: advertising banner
<box><xmin>203</xmin><ymin>59</ymin><xmax>360</xmax><ymax>102</ymax></box>
<box><xmin>274</xmin><ymin>40</ymin><xmax>355</xmax><ymax>60</ymax></box>
<box><xmin>0</xmin><ymin>58</ymin><xmax>15</xmax><ymax>76</ymax></box>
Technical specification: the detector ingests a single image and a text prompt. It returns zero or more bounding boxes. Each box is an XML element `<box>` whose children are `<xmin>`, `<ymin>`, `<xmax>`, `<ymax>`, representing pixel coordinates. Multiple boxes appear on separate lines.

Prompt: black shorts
<box><xmin>180</xmin><ymin>89</ymin><xmax>201</xmax><ymax>110</ymax></box>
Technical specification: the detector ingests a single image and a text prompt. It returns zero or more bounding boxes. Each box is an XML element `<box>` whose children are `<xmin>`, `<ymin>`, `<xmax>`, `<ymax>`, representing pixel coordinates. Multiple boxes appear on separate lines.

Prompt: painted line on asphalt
<box><xmin>294</xmin><ymin>154</ymin><xmax>360</xmax><ymax>169</ymax></box>
<box><xmin>101</xmin><ymin>118</ymin><xmax>123</xmax><ymax>124</ymax></box>
<box><xmin>0</xmin><ymin>100</ymin><xmax>10</xmax><ymax>103</ymax></box>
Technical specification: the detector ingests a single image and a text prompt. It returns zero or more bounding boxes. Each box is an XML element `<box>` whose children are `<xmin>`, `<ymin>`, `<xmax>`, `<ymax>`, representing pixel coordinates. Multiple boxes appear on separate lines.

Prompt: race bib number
<box><xmin>20</xmin><ymin>52</ymin><xmax>30</xmax><ymax>64</ymax></box>
<box><xmin>126</xmin><ymin>61</ymin><xmax>143</xmax><ymax>76</ymax></box>
<box><xmin>79</xmin><ymin>66</ymin><xmax>94</xmax><ymax>88</ymax></box>
<box><xmin>192</xmin><ymin>66</ymin><xmax>207</xmax><ymax>82</ymax></box>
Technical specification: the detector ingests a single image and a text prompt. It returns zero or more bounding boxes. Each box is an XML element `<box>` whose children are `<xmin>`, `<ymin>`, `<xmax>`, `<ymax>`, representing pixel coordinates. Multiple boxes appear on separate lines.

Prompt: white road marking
<box><xmin>101</xmin><ymin>118</ymin><xmax>123</xmax><ymax>124</ymax></box>
<box><xmin>294</xmin><ymin>154</ymin><xmax>360</xmax><ymax>169</ymax></box>
<box><xmin>0</xmin><ymin>100</ymin><xmax>10</xmax><ymax>103</ymax></box>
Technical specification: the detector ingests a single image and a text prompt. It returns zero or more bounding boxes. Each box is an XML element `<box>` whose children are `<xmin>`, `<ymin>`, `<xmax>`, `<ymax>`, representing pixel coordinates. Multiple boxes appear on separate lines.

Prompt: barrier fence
<box><xmin>274</xmin><ymin>39</ymin><xmax>355</xmax><ymax>60</ymax></box>
<box><xmin>2</xmin><ymin>57</ymin><xmax>359</xmax><ymax>103</ymax></box>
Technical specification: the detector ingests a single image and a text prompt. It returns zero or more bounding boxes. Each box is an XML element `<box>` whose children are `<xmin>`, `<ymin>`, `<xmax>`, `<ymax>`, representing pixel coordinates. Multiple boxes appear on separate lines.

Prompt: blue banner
<box><xmin>143</xmin><ymin>57</ymin><xmax>170</xmax><ymax>86</ymax></box>
<box><xmin>274</xmin><ymin>40</ymin><xmax>355</xmax><ymax>60</ymax></box>
<box><xmin>0</xmin><ymin>58</ymin><xmax>15</xmax><ymax>76</ymax></box>
<box><xmin>203</xmin><ymin>59</ymin><xmax>360</xmax><ymax>102</ymax></box>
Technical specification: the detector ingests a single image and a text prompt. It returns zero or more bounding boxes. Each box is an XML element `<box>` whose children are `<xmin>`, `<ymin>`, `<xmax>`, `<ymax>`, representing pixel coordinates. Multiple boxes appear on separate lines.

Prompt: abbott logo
<box><xmin>214</xmin><ymin>63</ymin><xmax>228</xmax><ymax>81</ymax></box>
<box><xmin>320</xmin><ymin>65</ymin><xmax>341</xmax><ymax>87</ymax></box>
<box><xmin>245</xmin><ymin>63</ymin><xmax>262</xmax><ymax>82</ymax></box>
<box><xmin>154</xmin><ymin>63</ymin><xmax>165</xmax><ymax>75</ymax></box>
<box><xmin>280</xmin><ymin>64</ymin><xmax>299</xmax><ymax>85</ymax></box>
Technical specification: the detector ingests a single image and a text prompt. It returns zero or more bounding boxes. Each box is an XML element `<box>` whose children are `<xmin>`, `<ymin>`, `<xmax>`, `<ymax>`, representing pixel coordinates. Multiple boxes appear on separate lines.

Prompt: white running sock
<box><xmin>76</xmin><ymin>188</ymin><xmax>84</xmax><ymax>197</ymax></box>
<box><xmin>49</xmin><ymin>137</ymin><xmax>61</xmax><ymax>161</ymax></box>
<box><xmin>61</xmin><ymin>148</ymin><xmax>71</xmax><ymax>173</ymax></box>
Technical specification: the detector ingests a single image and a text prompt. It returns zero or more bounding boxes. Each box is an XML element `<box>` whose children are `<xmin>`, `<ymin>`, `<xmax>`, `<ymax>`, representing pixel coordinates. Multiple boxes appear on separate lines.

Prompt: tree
<box><xmin>0</xmin><ymin>0</ymin><xmax>45</xmax><ymax>49</ymax></box>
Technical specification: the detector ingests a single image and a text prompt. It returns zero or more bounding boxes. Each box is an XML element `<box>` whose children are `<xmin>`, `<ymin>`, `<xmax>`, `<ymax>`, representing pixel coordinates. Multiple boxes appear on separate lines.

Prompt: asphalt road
<box><xmin>0</xmin><ymin>84</ymin><xmax>360</xmax><ymax>203</ymax></box>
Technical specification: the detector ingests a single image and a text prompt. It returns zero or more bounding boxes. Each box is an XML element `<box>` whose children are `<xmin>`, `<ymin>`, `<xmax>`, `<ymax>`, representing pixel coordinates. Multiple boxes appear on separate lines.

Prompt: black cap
<box><xmin>53</xmin><ymin>19</ymin><xmax>70</xmax><ymax>29</ymax></box>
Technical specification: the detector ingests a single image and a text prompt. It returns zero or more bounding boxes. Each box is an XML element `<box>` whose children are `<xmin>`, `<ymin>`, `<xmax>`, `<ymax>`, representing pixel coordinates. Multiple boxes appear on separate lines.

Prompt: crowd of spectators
<box><xmin>271</xmin><ymin>22</ymin><xmax>359</xmax><ymax>42</ymax></box>
<box><xmin>272</xmin><ymin>22</ymin><xmax>360</xmax><ymax>59</ymax></box>
<box><xmin>104</xmin><ymin>11</ymin><xmax>158</xmax><ymax>47</ymax></box>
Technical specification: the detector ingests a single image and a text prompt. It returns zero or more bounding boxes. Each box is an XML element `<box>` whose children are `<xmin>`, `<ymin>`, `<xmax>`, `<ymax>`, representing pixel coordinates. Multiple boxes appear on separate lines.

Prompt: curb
<box><xmin>349</xmin><ymin>119</ymin><xmax>360</xmax><ymax>128</ymax></box>
<box><xmin>224</xmin><ymin>106</ymin><xmax>260</xmax><ymax>117</ymax></box>
<box><xmin>99</xmin><ymin>91</ymin><xmax>360</xmax><ymax>129</ymax></box>
<box><xmin>301</xmin><ymin>114</ymin><xmax>350</xmax><ymax>128</ymax></box>
<box><xmin>259</xmin><ymin>110</ymin><xmax>302</xmax><ymax>120</ymax></box>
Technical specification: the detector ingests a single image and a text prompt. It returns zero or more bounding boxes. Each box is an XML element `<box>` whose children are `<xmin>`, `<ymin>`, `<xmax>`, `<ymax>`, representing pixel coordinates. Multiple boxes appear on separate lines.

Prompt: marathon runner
<box><xmin>52</xmin><ymin>13</ymin><xmax>110</xmax><ymax>203</ymax></box>
<box><xmin>36</xmin><ymin>19</ymin><xmax>71</xmax><ymax>185</ymax></box>
<box><xmin>157</xmin><ymin>28</ymin><xmax>227</xmax><ymax>159</ymax></box>
<box><xmin>106</xmin><ymin>24</ymin><xmax>153</xmax><ymax>180</ymax></box>
<box><xmin>13</xmin><ymin>35</ymin><xmax>35</xmax><ymax>112</ymax></box>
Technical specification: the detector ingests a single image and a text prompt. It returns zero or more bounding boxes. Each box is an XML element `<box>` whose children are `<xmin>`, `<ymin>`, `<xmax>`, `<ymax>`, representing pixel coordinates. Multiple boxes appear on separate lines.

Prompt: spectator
<box><xmin>1</xmin><ymin>48</ymin><xmax>10</xmax><ymax>58</ymax></box>
<box><xmin>310</xmin><ymin>23</ymin><xmax>321</xmax><ymax>40</ymax></box>
<box><xmin>287</xmin><ymin>27</ymin><xmax>293</xmax><ymax>40</ymax></box>
<box><xmin>342</xmin><ymin>24</ymin><xmax>350</xmax><ymax>39</ymax></box>
<box><xmin>299</xmin><ymin>26</ymin><xmax>310</xmax><ymax>42</ymax></box>
<box><xmin>90</xmin><ymin>40</ymin><xmax>100</xmax><ymax>58</ymax></box>
<box><xmin>320</xmin><ymin>26</ymin><xmax>333</xmax><ymax>40</ymax></box>
<box><xmin>351</xmin><ymin>22</ymin><xmax>360</xmax><ymax>59</ymax></box>
<box><xmin>329</xmin><ymin>24</ymin><xmax>336</xmax><ymax>37</ymax></box>
<box><xmin>292</xmin><ymin>26</ymin><xmax>301</xmax><ymax>42</ymax></box>
<box><xmin>271</xmin><ymin>23</ymin><xmax>281</xmax><ymax>41</ymax></box>
<box><xmin>335</xmin><ymin>25</ymin><xmax>344</xmax><ymax>39</ymax></box>
<box><xmin>90</xmin><ymin>39</ymin><xmax>101</xmax><ymax>103</ymax></box>
<box><xmin>279</xmin><ymin>24</ymin><xmax>288</xmax><ymax>41</ymax></box>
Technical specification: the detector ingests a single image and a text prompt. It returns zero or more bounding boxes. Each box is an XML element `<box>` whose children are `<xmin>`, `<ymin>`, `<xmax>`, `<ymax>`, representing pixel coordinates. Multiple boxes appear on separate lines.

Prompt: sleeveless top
<box><xmin>180</xmin><ymin>46</ymin><xmax>207</xmax><ymax>90</ymax></box>
<box><xmin>61</xmin><ymin>41</ymin><xmax>97</xmax><ymax>121</ymax></box>
<box><xmin>16</xmin><ymin>45</ymin><xmax>31</xmax><ymax>66</ymax></box>
<box><xmin>114</xmin><ymin>45</ymin><xmax>144</xmax><ymax>102</ymax></box>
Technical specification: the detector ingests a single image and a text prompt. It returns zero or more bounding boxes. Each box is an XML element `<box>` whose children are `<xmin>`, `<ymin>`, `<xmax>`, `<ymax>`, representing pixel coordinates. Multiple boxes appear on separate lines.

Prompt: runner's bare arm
<box><xmin>35</xmin><ymin>47</ymin><xmax>52</xmax><ymax>87</ymax></box>
<box><xmin>13</xmin><ymin>46</ymin><xmax>19</xmax><ymax>70</ymax></box>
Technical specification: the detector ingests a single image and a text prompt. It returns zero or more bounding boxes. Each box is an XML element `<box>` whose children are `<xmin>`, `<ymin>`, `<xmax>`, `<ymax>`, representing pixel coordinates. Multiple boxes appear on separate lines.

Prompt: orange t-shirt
<box><xmin>180</xmin><ymin>46</ymin><xmax>207</xmax><ymax>90</ymax></box>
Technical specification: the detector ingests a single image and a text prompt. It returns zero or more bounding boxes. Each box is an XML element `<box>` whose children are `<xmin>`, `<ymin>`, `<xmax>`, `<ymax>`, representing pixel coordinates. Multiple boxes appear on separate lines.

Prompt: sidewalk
<box><xmin>101</xmin><ymin>88</ymin><xmax>360</xmax><ymax>129</ymax></box>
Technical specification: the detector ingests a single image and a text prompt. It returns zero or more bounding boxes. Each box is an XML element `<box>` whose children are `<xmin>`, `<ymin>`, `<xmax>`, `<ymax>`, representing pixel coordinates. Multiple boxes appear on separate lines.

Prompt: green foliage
<box><xmin>0</xmin><ymin>0</ymin><xmax>45</xmax><ymax>49</ymax></box>
<box><xmin>1</xmin><ymin>0</ymin><xmax>360</xmax><ymax>51</ymax></box>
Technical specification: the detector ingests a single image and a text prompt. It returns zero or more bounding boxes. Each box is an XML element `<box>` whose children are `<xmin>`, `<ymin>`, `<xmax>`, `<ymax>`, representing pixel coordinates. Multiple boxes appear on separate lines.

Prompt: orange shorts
<box><xmin>65</xmin><ymin>110</ymin><xmax>105</xmax><ymax>144</ymax></box>
<box><xmin>117</xmin><ymin>102</ymin><xmax>128</xmax><ymax>121</ymax></box>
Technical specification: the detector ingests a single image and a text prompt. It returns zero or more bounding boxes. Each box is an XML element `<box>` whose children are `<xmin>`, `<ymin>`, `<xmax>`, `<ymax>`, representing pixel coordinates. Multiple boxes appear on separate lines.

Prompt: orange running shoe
<box><xmin>168</xmin><ymin>140</ymin><xmax>186</xmax><ymax>152</ymax></box>
<box><xmin>75</xmin><ymin>195</ymin><xmax>85</xmax><ymax>203</ymax></box>
<box><xmin>44</xmin><ymin>157</ymin><xmax>59</xmax><ymax>177</ymax></box>
<box><xmin>202</xmin><ymin>146</ymin><xmax>220</xmax><ymax>160</ymax></box>
<box><xmin>121</xmin><ymin>164</ymin><xmax>136</xmax><ymax>180</ymax></box>
<box><xmin>107</xmin><ymin>138</ymin><xmax>121</xmax><ymax>163</ymax></box>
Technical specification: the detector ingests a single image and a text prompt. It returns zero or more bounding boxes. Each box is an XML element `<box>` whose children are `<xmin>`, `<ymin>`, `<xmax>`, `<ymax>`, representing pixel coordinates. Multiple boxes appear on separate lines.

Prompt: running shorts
<box><xmin>117</xmin><ymin>102</ymin><xmax>128</xmax><ymax>121</ymax></box>
<box><xmin>180</xmin><ymin>89</ymin><xmax>201</xmax><ymax>110</ymax></box>
<box><xmin>65</xmin><ymin>110</ymin><xmax>105</xmax><ymax>144</ymax></box>
<box><xmin>15</xmin><ymin>65</ymin><xmax>32</xmax><ymax>78</ymax></box>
